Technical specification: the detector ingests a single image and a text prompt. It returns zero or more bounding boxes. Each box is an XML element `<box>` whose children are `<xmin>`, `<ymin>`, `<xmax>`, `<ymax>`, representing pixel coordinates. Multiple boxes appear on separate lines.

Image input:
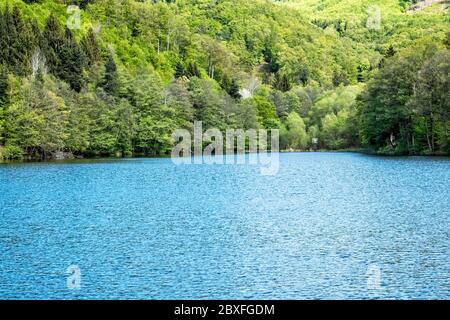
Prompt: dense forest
<box><xmin>0</xmin><ymin>0</ymin><xmax>449</xmax><ymax>160</ymax></box>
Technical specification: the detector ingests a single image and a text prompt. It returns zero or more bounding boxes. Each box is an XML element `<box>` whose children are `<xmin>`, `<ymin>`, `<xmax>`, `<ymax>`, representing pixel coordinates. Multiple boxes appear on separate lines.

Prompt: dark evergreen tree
<box><xmin>29</xmin><ymin>18</ymin><xmax>43</xmax><ymax>50</ymax></box>
<box><xmin>273</xmin><ymin>73</ymin><xmax>291</xmax><ymax>92</ymax></box>
<box><xmin>221</xmin><ymin>74</ymin><xmax>241</xmax><ymax>99</ymax></box>
<box><xmin>0</xmin><ymin>64</ymin><xmax>8</xmax><ymax>146</ymax></box>
<box><xmin>444</xmin><ymin>32</ymin><xmax>450</xmax><ymax>49</ymax></box>
<box><xmin>263</xmin><ymin>38</ymin><xmax>280</xmax><ymax>73</ymax></box>
<box><xmin>385</xmin><ymin>45</ymin><xmax>396</xmax><ymax>58</ymax></box>
<box><xmin>174</xmin><ymin>61</ymin><xmax>185</xmax><ymax>78</ymax></box>
<box><xmin>12</xmin><ymin>6</ymin><xmax>37</xmax><ymax>76</ymax></box>
<box><xmin>101</xmin><ymin>50</ymin><xmax>119</xmax><ymax>95</ymax></box>
<box><xmin>0</xmin><ymin>5</ymin><xmax>16</xmax><ymax>72</ymax></box>
<box><xmin>58</xmin><ymin>28</ymin><xmax>85</xmax><ymax>92</ymax></box>
<box><xmin>357</xmin><ymin>65</ymin><xmax>365</xmax><ymax>83</ymax></box>
<box><xmin>42</xmin><ymin>14</ymin><xmax>65</xmax><ymax>75</ymax></box>
<box><xmin>72</xmin><ymin>0</ymin><xmax>93</xmax><ymax>10</ymax></box>
<box><xmin>0</xmin><ymin>65</ymin><xmax>8</xmax><ymax>106</ymax></box>
<box><xmin>379</xmin><ymin>45</ymin><xmax>397</xmax><ymax>68</ymax></box>
<box><xmin>81</xmin><ymin>28</ymin><xmax>101</xmax><ymax>66</ymax></box>
<box><xmin>0</xmin><ymin>5</ymin><xmax>36</xmax><ymax>76</ymax></box>
<box><xmin>0</xmin><ymin>6</ymin><xmax>8</xmax><ymax>66</ymax></box>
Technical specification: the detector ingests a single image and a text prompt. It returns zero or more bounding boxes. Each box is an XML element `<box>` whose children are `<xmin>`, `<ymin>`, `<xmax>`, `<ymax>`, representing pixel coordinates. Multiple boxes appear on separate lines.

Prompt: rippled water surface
<box><xmin>0</xmin><ymin>153</ymin><xmax>449</xmax><ymax>299</ymax></box>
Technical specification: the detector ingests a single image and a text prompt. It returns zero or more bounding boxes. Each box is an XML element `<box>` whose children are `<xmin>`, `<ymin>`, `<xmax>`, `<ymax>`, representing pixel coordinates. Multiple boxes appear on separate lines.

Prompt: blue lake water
<box><xmin>0</xmin><ymin>153</ymin><xmax>449</xmax><ymax>299</ymax></box>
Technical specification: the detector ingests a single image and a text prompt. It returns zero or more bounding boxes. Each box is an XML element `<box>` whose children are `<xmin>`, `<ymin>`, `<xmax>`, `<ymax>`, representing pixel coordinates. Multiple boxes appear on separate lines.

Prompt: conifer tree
<box><xmin>379</xmin><ymin>45</ymin><xmax>397</xmax><ymax>69</ymax></box>
<box><xmin>0</xmin><ymin>64</ymin><xmax>8</xmax><ymax>103</ymax></box>
<box><xmin>174</xmin><ymin>61</ymin><xmax>185</xmax><ymax>78</ymax></box>
<box><xmin>101</xmin><ymin>50</ymin><xmax>119</xmax><ymax>96</ymax></box>
<box><xmin>11</xmin><ymin>6</ymin><xmax>36</xmax><ymax>76</ymax></box>
<box><xmin>58</xmin><ymin>28</ymin><xmax>85</xmax><ymax>92</ymax></box>
<box><xmin>29</xmin><ymin>18</ymin><xmax>43</xmax><ymax>52</ymax></box>
<box><xmin>10</xmin><ymin>5</ymin><xmax>25</xmax><ymax>72</ymax></box>
<box><xmin>0</xmin><ymin>5</ymin><xmax>35</xmax><ymax>75</ymax></box>
<box><xmin>0</xmin><ymin>3</ymin><xmax>13</xmax><ymax>67</ymax></box>
<box><xmin>0</xmin><ymin>7</ymin><xmax>8</xmax><ymax>66</ymax></box>
<box><xmin>385</xmin><ymin>45</ymin><xmax>396</xmax><ymax>58</ymax></box>
<box><xmin>221</xmin><ymin>74</ymin><xmax>241</xmax><ymax>99</ymax></box>
<box><xmin>81</xmin><ymin>28</ymin><xmax>101</xmax><ymax>66</ymax></box>
<box><xmin>273</xmin><ymin>73</ymin><xmax>291</xmax><ymax>92</ymax></box>
<box><xmin>357</xmin><ymin>66</ymin><xmax>365</xmax><ymax>83</ymax></box>
<box><xmin>42</xmin><ymin>14</ymin><xmax>65</xmax><ymax>75</ymax></box>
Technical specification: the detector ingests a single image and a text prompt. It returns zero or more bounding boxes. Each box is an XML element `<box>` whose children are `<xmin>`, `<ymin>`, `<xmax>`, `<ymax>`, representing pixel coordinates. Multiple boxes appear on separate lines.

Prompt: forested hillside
<box><xmin>0</xmin><ymin>0</ymin><xmax>449</xmax><ymax>159</ymax></box>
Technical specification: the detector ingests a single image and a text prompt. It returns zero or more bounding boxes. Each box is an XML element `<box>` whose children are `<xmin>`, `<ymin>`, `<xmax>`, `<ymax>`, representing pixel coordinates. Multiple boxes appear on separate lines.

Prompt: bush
<box><xmin>0</xmin><ymin>145</ymin><xmax>24</xmax><ymax>160</ymax></box>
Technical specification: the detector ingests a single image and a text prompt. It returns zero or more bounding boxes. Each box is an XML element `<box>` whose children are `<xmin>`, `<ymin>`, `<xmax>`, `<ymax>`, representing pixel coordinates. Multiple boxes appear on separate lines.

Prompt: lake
<box><xmin>0</xmin><ymin>153</ymin><xmax>449</xmax><ymax>299</ymax></box>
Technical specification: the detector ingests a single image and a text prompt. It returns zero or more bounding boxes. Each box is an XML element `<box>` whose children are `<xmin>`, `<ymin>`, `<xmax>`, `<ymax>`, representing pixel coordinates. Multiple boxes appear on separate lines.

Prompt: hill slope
<box><xmin>0</xmin><ymin>0</ymin><xmax>449</xmax><ymax>159</ymax></box>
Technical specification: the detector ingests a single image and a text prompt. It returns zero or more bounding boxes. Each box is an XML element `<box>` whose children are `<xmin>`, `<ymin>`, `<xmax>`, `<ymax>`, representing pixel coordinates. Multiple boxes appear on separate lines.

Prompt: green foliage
<box><xmin>408</xmin><ymin>49</ymin><xmax>450</xmax><ymax>153</ymax></box>
<box><xmin>101</xmin><ymin>50</ymin><xmax>119</xmax><ymax>96</ymax></box>
<box><xmin>359</xmin><ymin>42</ymin><xmax>449</xmax><ymax>154</ymax></box>
<box><xmin>320</xmin><ymin>109</ymin><xmax>356</xmax><ymax>150</ymax></box>
<box><xmin>0</xmin><ymin>65</ymin><xmax>8</xmax><ymax>145</ymax></box>
<box><xmin>235</xmin><ymin>99</ymin><xmax>259</xmax><ymax>130</ymax></box>
<box><xmin>280</xmin><ymin>112</ymin><xmax>309</xmax><ymax>150</ymax></box>
<box><xmin>273</xmin><ymin>73</ymin><xmax>292</xmax><ymax>92</ymax></box>
<box><xmin>42</xmin><ymin>13</ymin><xmax>65</xmax><ymax>75</ymax></box>
<box><xmin>81</xmin><ymin>28</ymin><xmax>102</xmax><ymax>66</ymax></box>
<box><xmin>0</xmin><ymin>65</ymin><xmax>8</xmax><ymax>105</ymax></box>
<box><xmin>189</xmin><ymin>77</ymin><xmax>227</xmax><ymax>129</ymax></box>
<box><xmin>58</xmin><ymin>28</ymin><xmax>84</xmax><ymax>92</ymax></box>
<box><xmin>5</xmin><ymin>75</ymin><xmax>68</xmax><ymax>158</ymax></box>
<box><xmin>0</xmin><ymin>0</ymin><xmax>448</xmax><ymax>160</ymax></box>
<box><xmin>252</xmin><ymin>95</ymin><xmax>280</xmax><ymax>129</ymax></box>
<box><xmin>0</xmin><ymin>3</ymin><xmax>36</xmax><ymax>76</ymax></box>
<box><xmin>221</xmin><ymin>74</ymin><xmax>241</xmax><ymax>100</ymax></box>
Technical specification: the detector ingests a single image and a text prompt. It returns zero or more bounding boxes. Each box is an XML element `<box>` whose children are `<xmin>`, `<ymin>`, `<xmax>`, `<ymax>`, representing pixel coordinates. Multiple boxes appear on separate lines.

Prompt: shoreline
<box><xmin>1</xmin><ymin>149</ymin><xmax>450</xmax><ymax>164</ymax></box>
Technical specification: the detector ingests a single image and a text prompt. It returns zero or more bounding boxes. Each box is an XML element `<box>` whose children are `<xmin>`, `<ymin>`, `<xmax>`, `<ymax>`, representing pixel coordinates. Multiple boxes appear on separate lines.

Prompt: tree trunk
<box><xmin>389</xmin><ymin>132</ymin><xmax>395</xmax><ymax>148</ymax></box>
<box><xmin>430</xmin><ymin>114</ymin><xmax>435</xmax><ymax>153</ymax></box>
<box><xmin>426</xmin><ymin>117</ymin><xmax>432</xmax><ymax>153</ymax></box>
